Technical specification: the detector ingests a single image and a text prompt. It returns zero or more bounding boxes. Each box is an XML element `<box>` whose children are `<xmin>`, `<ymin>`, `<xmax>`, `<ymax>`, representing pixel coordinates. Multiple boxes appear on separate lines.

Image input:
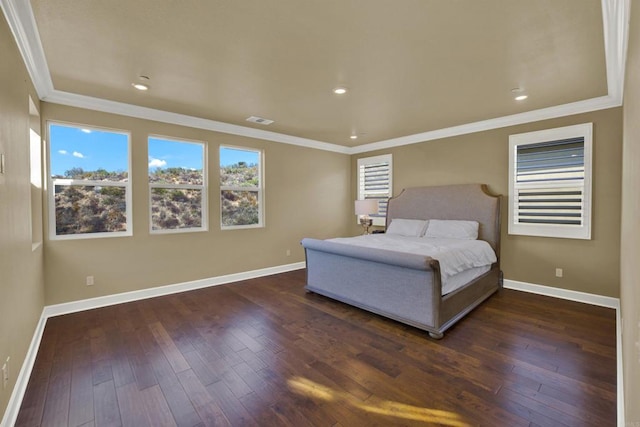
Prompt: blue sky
<box><xmin>49</xmin><ymin>124</ymin><xmax>129</xmax><ymax>176</ymax></box>
<box><xmin>49</xmin><ymin>124</ymin><xmax>259</xmax><ymax>176</ymax></box>
<box><xmin>148</xmin><ymin>137</ymin><xmax>204</xmax><ymax>171</ymax></box>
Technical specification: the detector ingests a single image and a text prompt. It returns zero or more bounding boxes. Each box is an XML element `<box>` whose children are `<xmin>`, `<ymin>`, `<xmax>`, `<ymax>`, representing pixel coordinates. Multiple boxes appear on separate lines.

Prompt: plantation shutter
<box><xmin>515</xmin><ymin>137</ymin><xmax>585</xmax><ymax>226</ymax></box>
<box><xmin>508</xmin><ymin>122</ymin><xmax>592</xmax><ymax>240</ymax></box>
<box><xmin>357</xmin><ymin>154</ymin><xmax>392</xmax><ymax>225</ymax></box>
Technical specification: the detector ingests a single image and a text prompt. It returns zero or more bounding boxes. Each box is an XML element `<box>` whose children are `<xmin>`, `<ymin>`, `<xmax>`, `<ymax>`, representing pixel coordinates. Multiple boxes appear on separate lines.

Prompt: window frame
<box><xmin>29</xmin><ymin>97</ymin><xmax>43</xmax><ymax>250</ymax></box>
<box><xmin>47</xmin><ymin>121</ymin><xmax>132</xmax><ymax>240</ymax></box>
<box><xmin>219</xmin><ymin>145</ymin><xmax>264</xmax><ymax>230</ymax></box>
<box><xmin>357</xmin><ymin>154</ymin><xmax>393</xmax><ymax>227</ymax></box>
<box><xmin>508</xmin><ymin>122</ymin><xmax>593</xmax><ymax>240</ymax></box>
<box><xmin>148</xmin><ymin>135</ymin><xmax>208</xmax><ymax>235</ymax></box>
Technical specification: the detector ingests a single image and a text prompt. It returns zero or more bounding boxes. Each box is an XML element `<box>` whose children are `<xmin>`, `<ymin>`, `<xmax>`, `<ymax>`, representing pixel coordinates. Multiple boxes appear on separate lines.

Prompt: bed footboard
<box><xmin>302</xmin><ymin>238</ymin><xmax>442</xmax><ymax>332</ymax></box>
<box><xmin>301</xmin><ymin>238</ymin><xmax>500</xmax><ymax>338</ymax></box>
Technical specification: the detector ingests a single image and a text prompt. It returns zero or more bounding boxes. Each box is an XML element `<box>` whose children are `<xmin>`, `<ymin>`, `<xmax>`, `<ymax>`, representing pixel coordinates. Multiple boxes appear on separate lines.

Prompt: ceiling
<box><xmin>2</xmin><ymin>0</ymin><xmax>629</xmax><ymax>153</ymax></box>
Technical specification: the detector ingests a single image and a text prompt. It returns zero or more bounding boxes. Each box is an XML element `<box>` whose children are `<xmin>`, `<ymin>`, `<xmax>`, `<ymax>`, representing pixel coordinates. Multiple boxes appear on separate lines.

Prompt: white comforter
<box><xmin>328</xmin><ymin>234</ymin><xmax>497</xmax><ymax>283</ymax></box>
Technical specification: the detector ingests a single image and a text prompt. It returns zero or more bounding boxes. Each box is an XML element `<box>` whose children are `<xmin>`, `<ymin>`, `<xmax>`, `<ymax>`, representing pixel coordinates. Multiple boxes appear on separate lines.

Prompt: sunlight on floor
<box><xmin>287</xmin><ymin>376</ymin><xmax>470</xmax><ymax>426</ymax></box>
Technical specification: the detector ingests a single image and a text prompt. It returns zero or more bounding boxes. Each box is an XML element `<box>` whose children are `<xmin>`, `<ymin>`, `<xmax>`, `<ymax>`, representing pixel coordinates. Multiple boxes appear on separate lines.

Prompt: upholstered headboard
<box><xmin>386</xmin><ymin>184</ymin><xmax>502</xmax><ymax>256</ymax></box>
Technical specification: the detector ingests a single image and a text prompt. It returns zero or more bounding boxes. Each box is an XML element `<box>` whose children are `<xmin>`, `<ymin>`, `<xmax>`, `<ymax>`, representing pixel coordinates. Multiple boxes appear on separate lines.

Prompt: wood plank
<box><xmin>93</xmin><ymin>380</ymin><xmax>121</xmax><ymax>427</ymax></box>
<box><xmin>16</xmin><ymin>271</ymin><xmax>617</xmax><ymax>426</ymax></box>
<box><xmin>122</xmin><ymin>330</ymin><xmax>158</xmax><ymax>390</ymax></box>
<box><xmin>40</xmin><ymin>344</ymin><xmax>72</xmax><ymax>426</ymax></box>
<box><xmin>176</xmin><ymin>369</ymin><xmax>230</xmax><ymax>426</ymax></box>
<box><xmin>68</xmin><ymin>338</ymin><xmax>95</xmax><ymax>427</ymax></box>
<box><xmin>205</xmin><ymin>380</ymin><xmax>259</xmax><ymax>426</ymax></box>
<box><xmin>139</xmin><ymin>384</ymin><xmax>178</xmax><ymax>427</ymax></box>
<box><xmin>148</xmin><ymin>321</ymin><xmax>190</xmax><ymax>374</ymax></box>
<box><xmin>156</xmin><ymin>374</ymin><xmax>202</xmax><ymax>427</ymax></box>
<box><xmin>115</xmin><ymin>381</ymin><xmax>151</xmax><ymax>427</ymax></box>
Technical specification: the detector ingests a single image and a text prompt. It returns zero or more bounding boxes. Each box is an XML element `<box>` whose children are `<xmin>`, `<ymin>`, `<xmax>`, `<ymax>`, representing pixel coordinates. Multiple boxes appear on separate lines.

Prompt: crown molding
<box><xmin>2</xmin><ymin>0</ymin><xmax>629</xmax><ymax>156</ymax></box>
<box><xmin>602</xmin><ymin>0</ymin><xmax>631</xmax><ymax>102</ymax></box>
<box><xmin>349</xmin><ymin>95</ymin><xmax>620</xmax><ymax>154</ymax></box>
<box><xmin>0</xmin><ymin>0</ymin><xmax>53</xmax><ymax>98</ymax></box>
<box><xmin>45</xmin><ymin>89</ymin><xmax>351</xmax><ymax>154</ymax></box>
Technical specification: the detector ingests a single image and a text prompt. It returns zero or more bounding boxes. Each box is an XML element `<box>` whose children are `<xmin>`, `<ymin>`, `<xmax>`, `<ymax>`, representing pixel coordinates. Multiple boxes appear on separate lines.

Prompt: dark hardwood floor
<box><xmin>15</xmin><ymin>270</ymin><xmax>617</xmax><ymax>426</ymax></box>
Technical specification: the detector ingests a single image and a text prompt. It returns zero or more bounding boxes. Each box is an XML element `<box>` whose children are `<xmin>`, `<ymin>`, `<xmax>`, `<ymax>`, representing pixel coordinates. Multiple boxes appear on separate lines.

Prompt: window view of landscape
<box><xmin>49</xmin><ymin>126</ymin><xmax>262</xmax><ymax>236</ymax></box>
<box><xmin>49</xmin><ymin>124</ymin><xmax>130</xmax><ymax>236</ymax></box>
<box><xmin>220</xmin><ymin>147</ymin><xmax>262</xmax><ymax>227</ymax></box>
<box><xmin>54</xmin><ymin>183</ymin><xmax>127</xmax><ymax>235</ymax></box>
<box><xmin>149</xmin><ymin>138</ymin><xmax>205</xmax><ymax>232</ymax></box>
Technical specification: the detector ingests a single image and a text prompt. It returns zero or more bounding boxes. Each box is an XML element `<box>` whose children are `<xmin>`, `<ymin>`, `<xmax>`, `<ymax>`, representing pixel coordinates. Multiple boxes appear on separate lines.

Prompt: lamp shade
<box><xmin>355</xmin><ymin>199</ymin><xmax>379</xmax><ymax>216</ymax></box>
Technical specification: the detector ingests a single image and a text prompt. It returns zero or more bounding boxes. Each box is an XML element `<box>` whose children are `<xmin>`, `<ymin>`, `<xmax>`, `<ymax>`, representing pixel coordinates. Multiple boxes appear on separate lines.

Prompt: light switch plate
<box><xmin>0</xmin><ymin>153</ymin><xmax>5</xmax><ymax>174</ymax></box>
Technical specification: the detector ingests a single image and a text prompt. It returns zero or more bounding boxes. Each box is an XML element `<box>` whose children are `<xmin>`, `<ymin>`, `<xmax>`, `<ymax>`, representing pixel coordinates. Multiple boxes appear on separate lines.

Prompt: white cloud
<box><xmin>72</xmin><ymin>151</ymin><xmax>84</xmax><ymax>158</ymax></box>
<box><xmin>81</xmin><ymin>129</ymin><xmax>91</xmax><ymax>134</ymax></box>
<box><xmin>58</xmin><ymin>150</ymin><xmax>68</xmax><ymax>155</ymax></box>
<box><xmin>149</xmin><ymin>158</ymin><xmax>167</xmax><ymax>168</ymax></box>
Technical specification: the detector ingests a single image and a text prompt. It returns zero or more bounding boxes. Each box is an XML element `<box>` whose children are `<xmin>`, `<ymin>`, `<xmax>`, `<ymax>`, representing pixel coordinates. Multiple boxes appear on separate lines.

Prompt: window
<box><xmin>357</xmin><ymin>154</ymin><xmax>393</xmax><ymax>227</ymax></box>
<box><xmin>508</xmin><ymin>123</ymin><xmax>592</xmax><ymax>239</ymax></box>
<box><xmin>220</xmin><ymin>146</ymin><xmax>263</xmax><ymax>228</ymax></box>
<box><xmin>148</xmin><ymin>136</ymin><xmax>206</xmax><ymax>233</ymax></box>
<box><xmin>48</xmin><ymin>122</ymin><xmax>131</xmax><ymax>239</ymax></box>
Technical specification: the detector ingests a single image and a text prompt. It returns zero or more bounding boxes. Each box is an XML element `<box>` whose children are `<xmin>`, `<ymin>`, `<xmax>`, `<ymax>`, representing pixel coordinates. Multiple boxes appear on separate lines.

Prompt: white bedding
<box><xmin>327</xmin><ymin>234</ymin><xmax>497</xmax><ymax>295</ymax></box>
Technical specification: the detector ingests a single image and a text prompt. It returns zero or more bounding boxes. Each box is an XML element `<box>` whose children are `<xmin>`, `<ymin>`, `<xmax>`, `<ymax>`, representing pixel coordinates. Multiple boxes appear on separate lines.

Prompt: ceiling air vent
<box><xmin>246</xmin><ymin>116</ymin><xmax>274</xmax><ymax>125</ymax></box>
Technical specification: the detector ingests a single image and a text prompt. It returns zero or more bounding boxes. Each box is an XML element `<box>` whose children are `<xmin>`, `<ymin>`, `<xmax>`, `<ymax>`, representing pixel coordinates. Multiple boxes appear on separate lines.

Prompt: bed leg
<box><xmin>429</xmin><ymin>331</ymin><xmax>444</xmax><ymax>340</ymax></box>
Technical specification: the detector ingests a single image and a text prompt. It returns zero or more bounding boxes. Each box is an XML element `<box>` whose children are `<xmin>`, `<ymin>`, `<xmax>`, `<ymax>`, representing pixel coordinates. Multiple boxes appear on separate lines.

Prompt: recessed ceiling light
<box><xmin>132</xmin><ymin>83</ymin><xmax>149</xmax><ymax>91</ymax></box>
<box><xmin>515</xmin><ymin>95</ymin><xmax>528</xmax><ymax>101</ymax></box>
<box><xmin>350</xmin><ymin>135</ymin><xmax>358</xmax><ymax>140</ymax></box>
<box><xmin>333</xmin><ymin>87</ymin><xmax>347</xmax><ymax>95</ymax></box>
<box><xmin>132</xmin><ymin>75</ymin><xmax>150</xmax><ymax>91</ymax></box>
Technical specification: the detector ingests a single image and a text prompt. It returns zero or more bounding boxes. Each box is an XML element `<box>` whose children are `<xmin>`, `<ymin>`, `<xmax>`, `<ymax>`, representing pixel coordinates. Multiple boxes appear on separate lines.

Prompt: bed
<box><xmin>301</xmin><ymin>183</ymin><xmax>502</xmax><ymax>339</ymax></box>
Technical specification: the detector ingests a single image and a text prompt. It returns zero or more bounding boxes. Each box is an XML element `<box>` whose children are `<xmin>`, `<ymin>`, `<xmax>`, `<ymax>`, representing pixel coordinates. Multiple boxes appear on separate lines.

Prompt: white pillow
<box><xmin>386</xmin><ymin>219</ymin><xmax>429</xmax><ymax>237</ymax></box>
<box><xmin>424</xmin><ymin>219</ymin><xmax>479</xmax><ymax>240</ymax></box>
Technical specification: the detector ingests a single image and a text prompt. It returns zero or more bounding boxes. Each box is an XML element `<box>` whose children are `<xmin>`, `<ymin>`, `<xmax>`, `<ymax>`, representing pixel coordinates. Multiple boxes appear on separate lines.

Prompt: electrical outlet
<box><xmin>2</xmin><ymin>357</ymin><xmax>9</xmax><ymax>389</ymax></box>
<box><xmin>86</xmin><ymin>276</ymin><xmax>94</xmax><ymax>286</ymax></box>
<box><xmin>555</xmin><ymin>268</ymin><xmax>563</xmax><ymax>278</ymax></box>
<box><xmin>286</xmin><ymin>249</ymin><xmax>291</xmax><ymax>257</ymax></box>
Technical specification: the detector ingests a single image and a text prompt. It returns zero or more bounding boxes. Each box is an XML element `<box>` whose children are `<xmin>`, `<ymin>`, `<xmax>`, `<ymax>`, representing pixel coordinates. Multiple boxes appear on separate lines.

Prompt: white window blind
<box><xmin>509</xmin><ymin>123</ymin><xmax>592</xmax><ymax>239</ymax></box>
<box><xmin>357</xmin><ymin>154</ymin><xmax>392</xmax><ymax>227</ymax></box>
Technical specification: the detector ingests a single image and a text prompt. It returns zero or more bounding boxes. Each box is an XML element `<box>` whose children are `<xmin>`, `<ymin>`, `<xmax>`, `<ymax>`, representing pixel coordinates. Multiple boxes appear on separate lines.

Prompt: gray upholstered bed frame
<box><xmin>301</xmin><ymin>183</ymin><xmax>502</xmax><ymax>339</ymax></box>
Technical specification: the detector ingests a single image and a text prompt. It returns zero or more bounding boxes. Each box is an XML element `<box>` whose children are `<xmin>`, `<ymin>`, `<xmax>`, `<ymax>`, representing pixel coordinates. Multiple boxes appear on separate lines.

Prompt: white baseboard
<box><xmin>503</xmin><ymin>279</ymin><xmax>620</xmax><ymax>309</ymax></box>
<box><xmin>1</xmin><ymin>261</ymin><xmax>305</xmax><ymax>427</ymax></box>
<box><xmin>1</xmin><ymin>314</ymin><xmax>47</xmax><ymax>427</ymax></box>
<box><xmin>503</xmin><ymin>279</ymin><xmax>624</xmax><ymax>426</ymax></box>
<box><xmin>44</xmin><ymin>261</ymin><xmax>306</xmax><ymax>318</ymax></box>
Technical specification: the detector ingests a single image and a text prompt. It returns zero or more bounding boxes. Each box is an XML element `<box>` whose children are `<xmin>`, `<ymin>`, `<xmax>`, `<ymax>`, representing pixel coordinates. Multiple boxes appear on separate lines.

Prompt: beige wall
<box><xmin>41</xmin><ymin>103</ymin><xmax>351</xmax><ymax>305</ymax></box>
<box><xmin>622</xmin><ymin>0</ymin><xmax>640</xmax><ymax>423</ymax></box>
<box><xmin>0</xmin><ymin>14</ymin><xmax>45</xmax><ymax>421</ymax></box>
<box><xmin>353</xmin><ymin>108</ymin><xmax>623</xmax><ymax>297</ymax></box>
<box><xmin>1</xmin><ymin>4</ymin><xmax>631</xmax><ymax>422</ymax></box>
